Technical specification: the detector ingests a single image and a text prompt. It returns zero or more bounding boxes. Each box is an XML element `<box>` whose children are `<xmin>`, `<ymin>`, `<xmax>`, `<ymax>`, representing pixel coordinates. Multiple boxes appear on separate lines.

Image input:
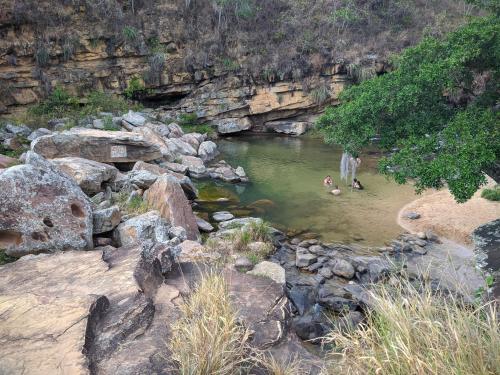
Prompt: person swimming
<box><xmin>331</xmin><ymin>185</ymin><xmax>341</xmax><ymax>195</ymax></box>
<box><xmin>353</xmin><ymin>178</ymin><xmax>364</xmax><ymax>190</ymax></box>
<box><xmin>323</xmin><ymin>175</ymin><xmax>333</xmax><ymax>186</ymax></box>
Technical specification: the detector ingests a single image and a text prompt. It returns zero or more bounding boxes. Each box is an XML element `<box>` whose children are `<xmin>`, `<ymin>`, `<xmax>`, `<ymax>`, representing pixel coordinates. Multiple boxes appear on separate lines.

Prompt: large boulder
<box><xmin>181</xmin><ymin>133</ymin><xmax>202</xmax><ymax>151</ymax></box>
<box><xmin>198</xmin><ymin>141</ymin><xmax>219</xmax><ymax>162</ymax></box>
<box><xmin>165</xmin><ymin>138</ymin><xmax>197</xmax><ymax>156</ymax></box>
<box><xmin>265</xmin><ymin>120</ymin><xmax>310</xmax><ymax>136</ymax></box>
<box><xmin>133</xmin><ymin>126</ymin><xmax>175</xmax><ymax>161</ymax></box>
<box><xmin>133</xmin><ymin>161</ymin><xmax>198</xmax><ymax>200</ymax></box>
<box><xmin>122</xmin><ymin>110</ymin><xmax>147</xmax><ymax>127</ymax></box>
<box><xmin>0</xmin><ymin>152</ymin><xmax>93</xmax><ymax>257</ymax></box>
<box><xmin>207</xmin><ymin>160</ymin><xmax>248</xmax><ymax>183</ymax></box>
<box><xmin>52</xmin><ymin>157</ymin><xmax>118</xmax><ymax>194</ymax></box>
<box><xmin>114</xmin><ymin>210</ymin><xmax>170</xmax><ymax>247</ymax></box>
<box><xmin>216</xmin><ymin>117</ymin><xmax>252</xmax><ymax>134</ymax></box>
<box><xmin>144</xmin><ymin>175</ymin><xmax>200</xmax><ymax>241</ymax></box>
<box><xmin>93</xmin><ymin>205</ymin><xmax>121</xmax><ymax>234</ymax></box>
<box><xmin>31</xmin><ymin>128</ymin><xmax>162</xmax><ymax>163</ymax></box>
<box><xmin>180</xmin><ymin>155</ymin><xmax>207</xmax><ymax>178</ymax></box>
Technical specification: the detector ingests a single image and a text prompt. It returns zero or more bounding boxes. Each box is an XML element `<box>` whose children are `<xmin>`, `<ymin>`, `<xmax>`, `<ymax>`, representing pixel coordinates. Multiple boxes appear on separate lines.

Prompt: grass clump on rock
<box><xmin>322</xmin><ymin>278</ymin><xmax>500</xmax><ymax>375</ymax></box>
<box><xmin>169</xmin><ymin>272</ymin><xmax>250</xmax><ymax>374</ymax></box>
<box><xmin>481</xmin><ymin>185</ymin><xmax>500</xmax><ymax>201</ymax></box>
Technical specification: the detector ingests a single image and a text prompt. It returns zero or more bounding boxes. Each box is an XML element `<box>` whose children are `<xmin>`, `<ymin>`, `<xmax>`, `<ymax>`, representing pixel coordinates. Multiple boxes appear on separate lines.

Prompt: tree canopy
<box><xmin>317</xmin><ymin>14</ymin><xmax>499</xmax><ymax>202</ymax></box>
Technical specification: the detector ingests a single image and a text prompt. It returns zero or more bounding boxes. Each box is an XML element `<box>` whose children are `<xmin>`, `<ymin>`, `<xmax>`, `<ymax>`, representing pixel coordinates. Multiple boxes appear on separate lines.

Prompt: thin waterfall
<box><xmin>340</xmin><ymin>151</ymin><xmax>357</xmax><ymax>184</ymax></box>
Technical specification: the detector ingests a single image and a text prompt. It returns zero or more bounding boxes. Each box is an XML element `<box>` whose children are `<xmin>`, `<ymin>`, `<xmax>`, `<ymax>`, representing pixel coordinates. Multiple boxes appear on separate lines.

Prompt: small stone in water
<box><xmin>406</xmin><ymin>212</ymin><xmax>421</xmax><ymax>220</ymax></box>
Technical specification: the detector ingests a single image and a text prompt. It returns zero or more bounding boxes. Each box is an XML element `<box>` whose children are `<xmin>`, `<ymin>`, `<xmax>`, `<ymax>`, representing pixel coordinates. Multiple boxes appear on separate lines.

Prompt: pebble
<box><xmin>406</xmin><ymin>211</ymin><xmax>421</xmax><ymax>220</ymax></box>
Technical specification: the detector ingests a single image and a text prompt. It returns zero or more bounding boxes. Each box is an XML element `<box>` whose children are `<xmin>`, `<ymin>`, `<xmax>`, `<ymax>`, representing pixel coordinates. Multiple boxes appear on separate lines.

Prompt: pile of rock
<box><xmin>269</xmin><ymin>231</ymin><xmax>440</xmax><ymax>342</ymax></box>
<box><xmin>0</xmin><ymin>110</ymin><xmax>251</xmax><ymax>259</ymax></box>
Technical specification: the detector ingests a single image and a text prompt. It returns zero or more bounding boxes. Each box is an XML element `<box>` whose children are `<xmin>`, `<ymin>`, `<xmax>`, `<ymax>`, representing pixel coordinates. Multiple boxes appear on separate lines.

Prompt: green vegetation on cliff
<box><xmin>318</xmin><ymin>12</ymin><xmax>499</xmax><ymax>202</ymax></box>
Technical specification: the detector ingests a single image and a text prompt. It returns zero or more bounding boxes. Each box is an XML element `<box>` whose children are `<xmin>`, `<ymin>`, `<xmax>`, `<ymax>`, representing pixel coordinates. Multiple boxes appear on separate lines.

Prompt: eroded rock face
<box><xmin>0</xmin><ymin>244</ymin><xmax>178</xmax><ymax>375</ymax></box>
<box><xmin>0</xmin><ymin>152</ymin><xmax>93</xmax><ymax>257</ymax></box>
<box><xmin>265</xmin><ymin>120</ymin><xmax>310</xmax><ymax>135</ymax></box>
<box><xmin>52</xmin><ymin>156</ymin><xmax>118</xmax><ymax>194</ymax></box>
<box><xmin>215</xmin><ymin>117</ymin><xmax>252</xmax><ymax>134</ymax></box>
<box><xmin>144</xmin><ymin>175</ymin><xmax>200</xmax><ymax>241</ymax></box>
<box><xmin>31</xmin><ymin>128</ymin><xmax>162</xmax><ymax>163</ymax></box>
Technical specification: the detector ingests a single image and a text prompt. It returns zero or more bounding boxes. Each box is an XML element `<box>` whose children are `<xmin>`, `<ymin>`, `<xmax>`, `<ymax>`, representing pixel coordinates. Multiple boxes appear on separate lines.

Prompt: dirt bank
<box><xmin>398</xmin><ymin>180</ymin><xmax>499</xmax><ymax>246</ymax></box>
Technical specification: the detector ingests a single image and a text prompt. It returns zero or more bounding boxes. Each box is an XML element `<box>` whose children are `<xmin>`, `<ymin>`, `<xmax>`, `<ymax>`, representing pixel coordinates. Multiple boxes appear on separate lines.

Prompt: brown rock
<box><xmin>144</xmin><ymin>175</ymin><xmax>200</xmax><ymax>241</ymax></box>
<box><xmin>0</xmin><ymin>154</ymin><xmax>18</xmax><ymax>168</ymax></box>
<box><xmin>31</xmin><ymin>128</ymin><xmax>162</xmax><ymax>163</ymax></box>
<box><xmin>0</xmin><ymin>244</ymin><xmax>177</xmax><ymax>375</ymax></box>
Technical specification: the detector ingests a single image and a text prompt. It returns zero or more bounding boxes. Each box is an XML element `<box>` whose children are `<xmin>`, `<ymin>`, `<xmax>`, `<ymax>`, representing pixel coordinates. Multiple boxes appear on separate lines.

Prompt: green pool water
<box><xmin>197</xmin><ymin>134</ymin><xmax>418</xmax><ymax>246</ymax></box>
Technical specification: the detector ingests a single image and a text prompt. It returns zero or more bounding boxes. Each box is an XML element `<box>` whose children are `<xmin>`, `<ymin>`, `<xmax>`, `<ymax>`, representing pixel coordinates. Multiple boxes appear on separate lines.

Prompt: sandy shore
<box><xmin>398</xmin><ymin>179</ymin><xmax>499</xmax><ymax>246</ymax></box>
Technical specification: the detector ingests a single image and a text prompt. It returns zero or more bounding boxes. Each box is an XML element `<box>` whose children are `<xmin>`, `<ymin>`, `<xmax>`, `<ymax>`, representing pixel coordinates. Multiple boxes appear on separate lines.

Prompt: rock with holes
<box><xmin>31</xmin><ymin>128</ymin><xmax>162</xmax><ymax>163</ymax></box>
<box><xmin>51</xmin><ymin>157</ymin><xmax>118</xmax><ymax>195</ymax></box>
<box><xmin>0</xmin><ymin>152</ymin><xmax>93</xmax><ymax>257</ymax></box>
<box><xmin>144</xmin><ymin>175</ymin><xmax>200</xmax><ymax>241</ymax></box>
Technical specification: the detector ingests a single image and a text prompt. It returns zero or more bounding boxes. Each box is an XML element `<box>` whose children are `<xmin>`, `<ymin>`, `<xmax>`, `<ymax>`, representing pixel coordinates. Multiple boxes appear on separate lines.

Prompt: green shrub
<box><xmin>103</xmin><ymin>115</ymin><xmax>120</xmax><ymax>131</ymax></box>
<box><xmin>178</xmin><ymin>113</ymin><xmax>215</xmax><ymax>135</ymax></box>
<box><xmin>27</xmin><ymin>87</ymin><xmax>134</xmax><ymax>127</ymax></box>
<box><xmin>123</xmin><ymin>76</ymin><xmax>148</xmax><ymax>99</ymax></box>
<box><xmin>0</xmin><ymin>250</ymin><xmax>17</xmax><ymax>265</ymax></box>
<box><xmin>122</xmin><ymin>26</ymin><xmax>139</xmax><ymax>41</ymax></box>
<box><xmin>481</xmin><ymin>185</ymin><xmax>500</xmax><ymax>201</ymax></box>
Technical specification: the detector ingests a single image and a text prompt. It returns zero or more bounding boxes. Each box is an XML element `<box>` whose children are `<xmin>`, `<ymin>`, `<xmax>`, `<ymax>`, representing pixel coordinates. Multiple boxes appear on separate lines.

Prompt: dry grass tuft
<box><xmin>322</xmin><ymin>278</ymin><xmax>500</xmax><ymax>375</ymax></box>
<box><xmin>257</xmin><ymin>353</ymin><xmax>304</xmax><ymax>375</ymax></box>
<box><xmin>169</xmin><ymin>272</ymin><xmax>251</xmax><ymax>375</ymax></box>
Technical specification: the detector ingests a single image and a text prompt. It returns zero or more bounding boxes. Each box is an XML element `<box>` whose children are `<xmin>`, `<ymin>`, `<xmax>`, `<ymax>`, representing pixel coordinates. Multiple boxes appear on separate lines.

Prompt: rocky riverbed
<box><xmin>0</xmin><ymin>109</ymin><xmax>495</xmax><ymax>374</ymax></box>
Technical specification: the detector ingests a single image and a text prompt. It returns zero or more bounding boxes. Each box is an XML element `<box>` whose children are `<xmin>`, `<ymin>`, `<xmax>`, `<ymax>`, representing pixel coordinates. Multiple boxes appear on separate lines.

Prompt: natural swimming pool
<box><xmin>196</xmin><ymin>134</ymin><xmax>418</xmax><ymax>246</ymax></box>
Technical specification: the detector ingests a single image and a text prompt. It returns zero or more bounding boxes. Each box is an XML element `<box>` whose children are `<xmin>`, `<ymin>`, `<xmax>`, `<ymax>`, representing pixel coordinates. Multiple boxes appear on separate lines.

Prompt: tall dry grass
<box><xmin>169</xmin><ymin>272</ymin><xmax>250</xmax><ymax>374</ymax></box>
<box><xmin>322</xmin><ymin>278</ymin><xmax>500</xmax><ymax>375</ymax></box>
<box><xmin>169</xmin><ymin>271</ymin><xmax>306</xmax><ymax>375</ymax></box>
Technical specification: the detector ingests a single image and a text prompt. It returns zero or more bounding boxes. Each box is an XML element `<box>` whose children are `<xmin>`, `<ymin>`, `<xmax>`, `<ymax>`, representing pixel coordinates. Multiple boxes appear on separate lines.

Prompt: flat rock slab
<box><xmin>0</xmin><ymin>245</ymin><xmax>177</xmax><ymax>375</ymax></box>
<box><xmin>32</xmin><ymin>128</ymin><xmax>162</xmax><ymax>163</ymax></box>
<box><xmin>224</xmin><ymin>269</ymin><xmax>289</xmax><ymax>349</ymax></box>
<box><xmin>52</xmin><ymin>156</ymin><xmax>118</xmax><ymax>194</ymax></box>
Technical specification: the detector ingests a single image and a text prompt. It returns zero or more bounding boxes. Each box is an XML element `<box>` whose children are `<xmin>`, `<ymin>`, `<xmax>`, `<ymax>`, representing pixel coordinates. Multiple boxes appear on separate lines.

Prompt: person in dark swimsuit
<box><xmin>353</xmin><ymin>178</ymin><xmax>364</xmax><ymax>190</ymax></box>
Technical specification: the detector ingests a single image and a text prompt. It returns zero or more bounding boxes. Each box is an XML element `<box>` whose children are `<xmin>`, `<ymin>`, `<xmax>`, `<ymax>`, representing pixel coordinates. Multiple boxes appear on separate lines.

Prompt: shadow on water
<box><xmin>196</xmin><ymin>134</ymin><xmax>418</xmax><ymax>246</ymax></box>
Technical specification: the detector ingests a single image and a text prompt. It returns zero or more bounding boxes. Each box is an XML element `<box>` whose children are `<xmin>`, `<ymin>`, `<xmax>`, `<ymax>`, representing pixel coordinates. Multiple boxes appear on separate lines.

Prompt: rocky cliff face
<box><xmin>0</xmin><ymin>0</ymin><xmax>467</xmax><ymax>121</ymax></box>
